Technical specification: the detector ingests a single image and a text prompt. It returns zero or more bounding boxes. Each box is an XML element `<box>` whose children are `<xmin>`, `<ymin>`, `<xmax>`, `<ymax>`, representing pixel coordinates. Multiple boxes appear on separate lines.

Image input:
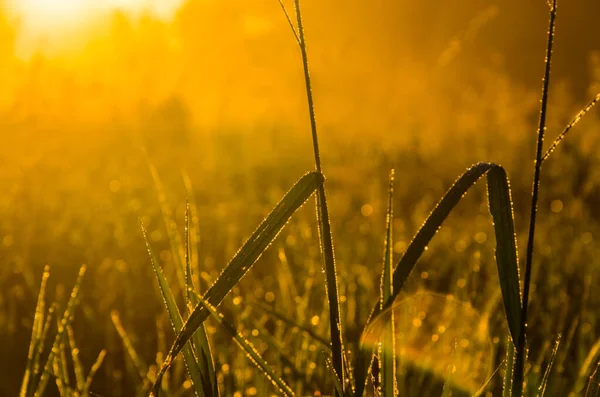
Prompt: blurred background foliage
<box><xmin>1</xmin><ymin>0</ymin><xmax>600</xmax><ymax>395</ymax></box>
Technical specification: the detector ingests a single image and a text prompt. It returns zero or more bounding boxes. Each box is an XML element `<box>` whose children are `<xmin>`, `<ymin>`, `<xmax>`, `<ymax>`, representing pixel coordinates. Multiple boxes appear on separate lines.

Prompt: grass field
<box><xmin>2</xmin><ymin>1</ymin><xmax>600</xmax><ymax>396</ymax></box>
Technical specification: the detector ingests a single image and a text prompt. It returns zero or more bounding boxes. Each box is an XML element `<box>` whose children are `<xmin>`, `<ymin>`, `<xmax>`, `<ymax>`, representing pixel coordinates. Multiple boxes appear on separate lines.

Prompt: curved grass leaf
<box><xmin>486</xmin><ymin>166</ymin><xmax>522</xmax><ymax>347</ymax></box>
<box><xmin>141</xmin><ymin>224</ymin><xmax>205</xmax><ymax>397</ymax></box>
<box><xmin>196</xmin><ymin>297</ymin><xmax>295</xmax><ymax>397</ymax></box>
<box><xmin>355</xmin><ymin>163</ymin><xmax>522</xmax><ymax>396</ymax></box>
<box><xmin>151</xmin><ymin>171</ymin><xmax>324</xmax><ymax>396</ymax></box>
<box><xmin>537</xmin><ymin>334</ymin><xmax>560</xmax><ymax>397</ymax></box>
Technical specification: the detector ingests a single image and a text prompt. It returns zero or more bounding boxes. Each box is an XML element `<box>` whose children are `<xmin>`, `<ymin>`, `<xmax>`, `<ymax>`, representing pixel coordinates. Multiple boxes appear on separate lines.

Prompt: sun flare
<box><xmin>8</xmin><ymin>0</ymin><xmax>182</xmax><ymax>31</ymax></box>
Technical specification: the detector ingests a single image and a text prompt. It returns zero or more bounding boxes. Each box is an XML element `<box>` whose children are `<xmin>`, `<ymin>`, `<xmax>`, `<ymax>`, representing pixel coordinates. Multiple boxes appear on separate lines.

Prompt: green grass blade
<box><xmin>111</xmin><ymin>310</ymin><xmax>149</xmax><ymax>380</ymax></box>
<box><xmin>82</xmin><ymin>349</ymin><xmax>107</xmax><ymax>395</ymax></box>
<box><xmin>151</xmin><ymin>171</ymin><xmax>324</xmax><ymax>396</ymax></box>
<box><xmin>486</xmin><ymin>166</ymin><xmax>522</xmax><ymax>347</ymax></box>
<box><xmin>323</xmin><ymin>353</ymin><xmax>344</xmax><ymax>397</ymax></box>
<box><xmin>356</xmin><ymin>163</ymin><xmax>523</xmax><ymax>396</ymax></box>
<box><xmin>185</xmin><ymin>202</ymin><xmax>219</xmax><ymax>397</ymax></box>
<box><xmin>585</xmin><ymin>360</ymin><xmax>600</xmax><ymax>397</ymax></box>
<box><xmin>185</xmin><ymin>200</ymin><xmax>193</xmax><ymax>309</ymax></box>
<box><xmin>537</xmin><ymin>334</ymin><xmax>560</xmax><ymax>397</ymax></box>
<box><xmin>20</xmin><ymin>266</ymin><xmax>50</xmax><ymax>397</ymax></box>
<box><xmin>542</xmin><ymin>92</ymin><xmax>600</xmax><ymax>162</ymax></box>
<box><xmin>472</xmin><ymin>359</ymin><xmax>504</xmax><ymax>397</ymax></box>
<box><xmin>503</xmin><ymin>336</ymin><xmax>516</xmax><ymax>397</ymax></box>
<box><xmin>380</xmin><ymin>170</ymin><xmax>396</xmax><ymax>397</ymax></box>
<box><xmin>141</xmin><ymin>223</ymin><xmax>206</xmax><ymax>397</ymax></box>
<box><xmin>355</xmin><ymin>162</ymin><xmax>492</xmax><ymax>396</ymax></box>
<box><xmin>67</xmin><ymin>325</ymin><xmax>86</xmax><ymax>392</ymax></box>
<box><xmin>518</xmin><ymin>2</ymin><xmax>557</xmax><ymax>394</ymax></box>
<box><xmin>147</xmin><ymin>160</ymin><xmax>187</xmax><ymax>294</ymax></box>
<box><xmin>291</xmin><ymin>0</ymin><xmax>346</xmax><ymax>389</ymax></box>
<box><xmin>196</xmin><ymin>297</ymin><xmax>295</xmax><ymax>397</ymax></box>
<box><xmin>313</xmin><ymin>187</ymin><xmax>346</xmax><ymax>389</ymax></box>
<box><xmin>575</xmin><ymin>336</ymin><xmax>600</xmax><ymax>395</ymax></box>
<box><xmin>34</xmin><ymin>265</ymin><xmax>86</xmax><ymax>397</ymax></box>
<box><xmin>30</xmin><ymin>303</ymin><xmax>56</xmax><ymax>394</ymax></box>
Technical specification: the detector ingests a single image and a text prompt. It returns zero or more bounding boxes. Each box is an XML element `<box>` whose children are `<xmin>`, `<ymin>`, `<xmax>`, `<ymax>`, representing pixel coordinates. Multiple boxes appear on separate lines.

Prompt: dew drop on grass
<box><xmin>361</xmin><ymin>290</ymin><xmax>493</xmax><ymax>395</ymax></box>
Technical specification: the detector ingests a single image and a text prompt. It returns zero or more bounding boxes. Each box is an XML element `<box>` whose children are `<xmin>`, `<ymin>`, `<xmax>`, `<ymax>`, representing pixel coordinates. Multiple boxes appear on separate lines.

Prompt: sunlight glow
<box><xmin>7</xmin><ymin>0</ymin><xmax>183</xmax><ymax>31</ymax></box>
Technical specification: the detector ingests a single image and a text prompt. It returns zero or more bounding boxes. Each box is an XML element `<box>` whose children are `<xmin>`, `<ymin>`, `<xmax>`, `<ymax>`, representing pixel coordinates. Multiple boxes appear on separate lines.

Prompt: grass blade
<box><xmin>34</xmin><ymin>265</ymin><xmax>86</xmax><ymax>397</ymax></box>
<box><xmin>486</xmin><ymin>166</ymin><xmax>522</xmax><ymax>347</ymax></box>
<box><xmin>67</xmin><ymin>325</ymin><xmax>86</xmax><ymax>392</ymax></box>
<box><xmin>537</xmin><ymin>334</ymin><xmax>560</xmax><ymax>397</ymax></box>
<box><xmin>185</xmin><ymin>202</ymin><xmax>220</xmax><ymax>397</ymax></box>
<box><xmin>472</xmin><ymin>359</ymin><xmax>505</xmax><ymax>397</ymax></box>
<box><xmin>542</xmin><ymin>92</ymin><xmax>600</xmax><ymax>162</ymax></box>
<box><xmin>503</xmin><ymin>336</ymin><xmax>516</xmax><ymax>397</ymax></box>
<box><xmin>147</xmin><ymin>160</ymin><xmax>187</xmax><ymax>296</ymax></box>
<box><xmin>323</xmin><ymin>353</ymin><xmax>344</xmax><ymax>397</ymax></box>
<box><xmin>82</xmin><ymin>349</ymin><xmax>107</xmax><ymax>395</ymax></box>
<box><xmin>517</xmin><ymin>2</ymin><xmax>557</xmax><ymax>395</ymax></box>
<box><xmin>20</xmin><ymin>266</ymin><xmax>50</xmax><ymax>397</ymax></box>
<box><xmin>355</xmin><ymin>163</ymin><xmax>523</xmax><ymax>396</ymax></box>
<box><xmin>141</xmin><ymin>223</ymin><xmax>206</xmax><ymax>397</ymax></box>
<box><xmin>196</xmin><ymin>297</ymin><xmax>295</xmax><ymax>397</ymax></box>
<box><xmin>355</xmin><ymin>162</ymin><xmax>491</xmax><ymax>396</ymax></box>
<box><xmin>291</xmin><ymin>0</ymin><xmax>346</xmax><ymax>389</ymax></box>
<box><xmin>380</xmin><ymin>170</ymin><xmax>396</xmax><ymax>397</ymax></box>
<box><xmin>111</xmin><ymin>311</ymin><xmax>149</xmax><ymax>381</ymax></box>
<box><xmin>585</xmin><ymin>360</ymin><xmax>600</xmax><ymax>397</ymax></box>
<box><xmin>575</xmin><ymin>336</ymin><xmax>600</xmax><ymax>395</ymax></box>
<box><xmin>151</xmin><ymin>171</ymin><xmax>324</xmax><ymax>395</ymax></box>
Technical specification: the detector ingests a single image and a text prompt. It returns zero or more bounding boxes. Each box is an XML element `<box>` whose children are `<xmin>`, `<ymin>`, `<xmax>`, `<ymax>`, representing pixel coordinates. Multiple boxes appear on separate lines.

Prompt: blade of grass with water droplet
<box><xmin>197</xmin><ymin>296</ymin><xmax>295</xmax><ymax>396</ymax></box>
<box><xmin>151</xmin><ymin>171</ymin><xmax>324</xmax><ymax>396</ymax></box>
<box><xmin>575</xmin><ymin>336</ymin><xmax>600</xmax><ymax>395</ymax></box>
<box><xmin>355</xmin><ymin>163</ymin><xmax>492</xmax><ymax>395</ymax></box>
<box><xmin>66</xmin><ymin>325</ymin><xmax>85</xmax><ymax>392</ymax></box>
<box><xmin>380</xmin><ymin>170</ymin><xmax>396</xmax><ymax>397</ymax></box>
<box><xmin>323</xmin><ymin>353</ymin><xmax>344</xmax><ymax>397</ymax></box>
<box><xmin>82</xmin><ymin>349</ymin><xmax>107</xmax><ymax>396</ymax></box>
<box><xmin>111</xmin><ymin>310</ymin><xmax>149</xmax><ymax>381</ymax></box>
<box><xmin>20</xmin><ymin>266</ymin><xmax>50</xmax><ymax>397</ymax></box>
<box><xmin>34</xmin><ymin>265</ymin><xmax>86</xmax><ymax>397</ymax></box>
<box><xmin>288</xmin><ymin>0</ymin><xmax>346</xmax><ymax>389</ymax></box>
<box><xmin>486</xmin><ymin>166</ymin><xmax>522</xmax><ymax>347</ymax></box>
<box><xmin>355</xmin><ymin>163</ymin><xmax>523</xmax><ymax>396</ymax></box>
<box><xmin>147</xmin><ymin>160</ymin><xmax>187</xmax><ymax>295</ymax></box>
<box><xmin>142</xmin><ymin>224</ymin><xmax>206</xmax><ymax>397</ymax></box>
<box><xmin>537</xmin><ymin>334</ymin><xmax>560</xmax><ymax>397</ymax></box>
<box><xmin>503</xmin><ymin>336</ymin><xmax>516</xmax><ymax>397</ymax></box>
<box><xmin>472</xmin><ymin>359</ymin><xmax>504</xmax><ymax>397</ymax></box>
<box><xmin>185</xmin><ymin>201</ymin><xmax>219</xmax><ymax>397</ymax></box>
<box><xmin>585</xmin><ymin>360</ymin><xmax>600</xmax><ymax>397</ymax></box>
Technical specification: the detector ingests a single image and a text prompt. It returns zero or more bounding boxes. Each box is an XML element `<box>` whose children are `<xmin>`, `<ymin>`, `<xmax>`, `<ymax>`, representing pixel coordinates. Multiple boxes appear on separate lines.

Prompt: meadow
<box><xmin>2</xmin><ymin>0</ymin><xmax>600</xmax><ymax>396</ymax></box>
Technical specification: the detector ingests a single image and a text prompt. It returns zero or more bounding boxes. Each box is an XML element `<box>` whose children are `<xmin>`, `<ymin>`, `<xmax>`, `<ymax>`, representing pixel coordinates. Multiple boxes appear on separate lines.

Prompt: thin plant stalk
<box><xmin>292</xmin><ymin>0</ymin><xmax>345</xmax><ymax>391</ymax></box>
<box><xmin>516</xmin><ymin>1</ymin><xmax>557</xmax><ymax>394</ymax></box>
